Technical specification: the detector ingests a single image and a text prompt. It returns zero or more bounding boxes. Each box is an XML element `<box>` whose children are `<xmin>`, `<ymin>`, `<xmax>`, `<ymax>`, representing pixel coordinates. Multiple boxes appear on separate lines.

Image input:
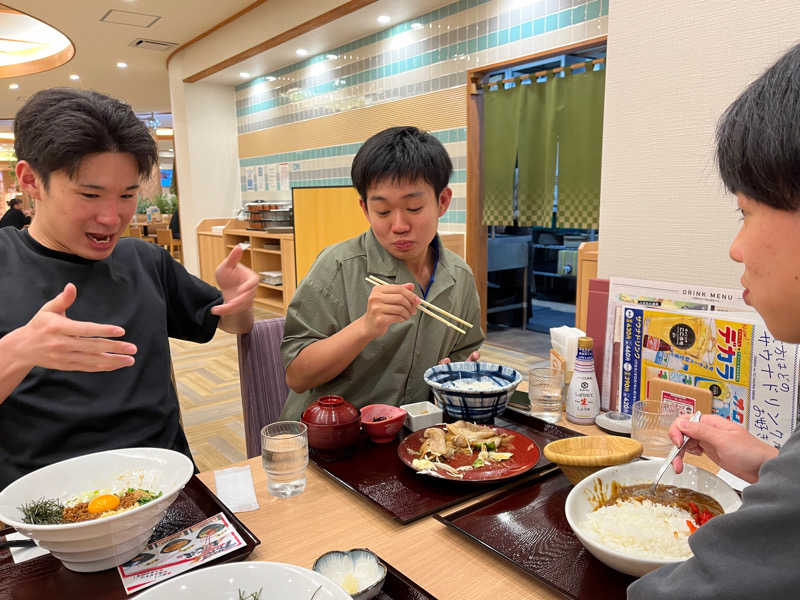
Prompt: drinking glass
<box><xmin>529</xmin><ymin>367</ymin><xmax>564</xmax><ymax>424</ymax></box>
<box><xmin>631</xmin><ymin>400</ymin><xmax>682</xmax><ymax>458</ymax></box>
<box><xmin>261</xmin><ymin>421</ymin><xmax>308</xmax><ymax>498</ymax></box>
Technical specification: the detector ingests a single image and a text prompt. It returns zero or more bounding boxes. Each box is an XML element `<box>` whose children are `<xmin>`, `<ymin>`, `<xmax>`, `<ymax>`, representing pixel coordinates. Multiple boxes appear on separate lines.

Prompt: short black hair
<box><xmin>14</xmin><ymin>88</ymin><xmax>158</xmax><ymax>189</ymax></box>
<box><xmin>351</xmin><ymin>126</ymin><xmax>452</xmax><ymax>203</ymax></box>
<box><xmin>7</xmin><ymin>197</ymin><xmax>21</xmax><ymax>208</ymax></box>
<box><xmin>716</xmin><ymin>43</ymin><xmax>800</xmax><ymax>211</ymax></box>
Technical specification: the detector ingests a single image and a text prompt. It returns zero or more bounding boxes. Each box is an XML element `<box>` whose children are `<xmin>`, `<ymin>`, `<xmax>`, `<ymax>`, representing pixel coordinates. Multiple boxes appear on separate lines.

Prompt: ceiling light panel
<box><xmin>100</xmin><ymin>9</ymin><xmax>161</xmax><ymax>28</ymax></box>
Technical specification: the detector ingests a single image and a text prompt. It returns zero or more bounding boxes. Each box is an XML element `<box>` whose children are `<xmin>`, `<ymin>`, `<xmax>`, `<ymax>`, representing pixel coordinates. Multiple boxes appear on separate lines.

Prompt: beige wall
<box><xmin>599</xmin><ymin>1</ymin><xmax>800</xmax><ymax>288</ymax></box>
<box><xmin>169</xmin><ymin>53</ymin><xmax>241</xmax><ymax>275</ymax></box>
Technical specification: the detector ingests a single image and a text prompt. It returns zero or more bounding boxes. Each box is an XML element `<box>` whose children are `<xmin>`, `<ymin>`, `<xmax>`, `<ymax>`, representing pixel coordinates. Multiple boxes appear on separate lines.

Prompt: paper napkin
<box><xmin>213</xmin><ymin>465</ymin><xmax>260</xmax><ymax>513</ymax></box>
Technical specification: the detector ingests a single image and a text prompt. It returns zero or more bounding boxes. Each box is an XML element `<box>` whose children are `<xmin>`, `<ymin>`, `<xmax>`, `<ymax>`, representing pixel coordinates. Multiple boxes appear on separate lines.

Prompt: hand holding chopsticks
<box><xmin>365</xmin><ymin>275</ymin><xmax>473</xmax><ymax>335</ymax></box>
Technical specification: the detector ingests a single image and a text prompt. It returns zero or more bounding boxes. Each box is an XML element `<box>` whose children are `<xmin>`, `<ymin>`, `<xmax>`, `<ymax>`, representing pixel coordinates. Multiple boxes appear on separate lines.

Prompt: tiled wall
<box><xmin>237</xmin><ymin>0</ymin><xmax>609</xmax><ymax>231</ymax></box>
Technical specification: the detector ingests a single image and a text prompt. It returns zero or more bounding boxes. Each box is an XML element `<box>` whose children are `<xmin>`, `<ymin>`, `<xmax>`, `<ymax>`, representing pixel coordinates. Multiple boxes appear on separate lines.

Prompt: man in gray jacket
<box><xmin>629</xmin><ymin>42</ymin><xmax>800</xmax><ymax>599</ymax></box>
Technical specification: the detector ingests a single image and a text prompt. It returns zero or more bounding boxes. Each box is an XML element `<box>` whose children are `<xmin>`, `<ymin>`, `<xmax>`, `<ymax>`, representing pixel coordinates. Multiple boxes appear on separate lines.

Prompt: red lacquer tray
<box><xmin>309</xmin><ymin>407</ymin><xmax>580</xmax><ymax>524</ymax></box>
<box><xmin>435</xmin><ymin>471</ymin><xmax>635</xmax><ymax>599</ymax></box>
<box><xmin>397</xmin><ymin>425</ymin><xmax>540</xmax><ymax>482</ymax></box>
<box><xmin>0</xmin><ymin>476</ymin><xmax>260</xmax><ymax>599</ymax></box>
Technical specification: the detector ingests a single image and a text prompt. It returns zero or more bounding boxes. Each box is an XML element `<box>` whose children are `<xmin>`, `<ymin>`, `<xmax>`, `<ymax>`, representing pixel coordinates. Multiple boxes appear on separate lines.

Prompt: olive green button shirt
<box><xmin>279</xmin><ymin>229</ymin><xmax>484</xmax><ymax>421</ymax></box>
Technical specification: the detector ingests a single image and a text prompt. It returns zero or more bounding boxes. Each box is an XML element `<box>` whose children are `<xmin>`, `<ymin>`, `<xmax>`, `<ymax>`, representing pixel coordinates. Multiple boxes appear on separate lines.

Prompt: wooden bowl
<box><xmin>543</xmin><ymin>435</ymin><xmax>643</xmax><ymax>484</ymax></box>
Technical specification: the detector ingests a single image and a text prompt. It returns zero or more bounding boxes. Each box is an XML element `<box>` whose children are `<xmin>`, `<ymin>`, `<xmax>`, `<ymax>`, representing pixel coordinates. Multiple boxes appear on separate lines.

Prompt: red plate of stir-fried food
<box><xmin>397</xmin><ymin>421</ymin><xmax>540</xmax><ymax>482</ymax></box>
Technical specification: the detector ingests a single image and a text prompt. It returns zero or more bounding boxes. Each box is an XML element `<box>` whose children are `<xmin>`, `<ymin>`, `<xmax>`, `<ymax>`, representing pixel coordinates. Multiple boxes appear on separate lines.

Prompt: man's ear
<box><xmin>359</xmin><ymin>197</ymin><xmax>369</xmax><ymax>219</ymax></box>
<box><xmin>437</xmin><ymin>186</ymin><xmax>452</xmax><ymax>217</ymax></box>
<box><xmin>16</xmin><ymin>161</ymin><xmax>43</xmax><ymax>200</ymax></box>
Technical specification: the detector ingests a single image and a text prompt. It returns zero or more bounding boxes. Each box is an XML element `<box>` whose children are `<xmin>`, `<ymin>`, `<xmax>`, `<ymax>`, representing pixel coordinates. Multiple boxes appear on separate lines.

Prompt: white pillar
<box><xmin>168</xmin><ymin>53</ymin><xmax>241</xmax><ymax>276</ymax></box>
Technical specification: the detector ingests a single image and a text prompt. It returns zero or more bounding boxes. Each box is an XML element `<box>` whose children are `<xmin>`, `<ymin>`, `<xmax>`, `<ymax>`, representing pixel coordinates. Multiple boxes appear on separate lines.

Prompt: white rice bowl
<box><xmin>0</xmin><ymin>447</ymin><xmax>193</xmax><ymax>572</ymax></box>
<box><xmin>565</xmin><ymin>461</ymin><xmax>741</xmax><ymax>577</ymax></box>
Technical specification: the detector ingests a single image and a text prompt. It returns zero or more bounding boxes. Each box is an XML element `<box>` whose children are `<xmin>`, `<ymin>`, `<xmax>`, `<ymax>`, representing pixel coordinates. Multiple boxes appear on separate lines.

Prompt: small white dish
<box><xmin>312</xmin><ymin>549</ymin><xmax>387</xmax><ymax>599</ymax></box>
<box><xmin>399</xmin><ymin>401</ymin><xmax>443</xmax><ymax>432</ymax></box>
<box><xmin>595</xmin><ymin>411</ymin><xmax>632</xmax><ymax>435</ymax></box>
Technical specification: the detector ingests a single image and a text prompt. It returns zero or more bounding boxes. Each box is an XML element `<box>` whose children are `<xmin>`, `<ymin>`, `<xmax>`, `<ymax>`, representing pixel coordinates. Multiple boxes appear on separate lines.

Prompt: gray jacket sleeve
<box><xmin>628</xmin><ymin>429</ymin><xmax>800</xmax><ymax>599</ymax></box>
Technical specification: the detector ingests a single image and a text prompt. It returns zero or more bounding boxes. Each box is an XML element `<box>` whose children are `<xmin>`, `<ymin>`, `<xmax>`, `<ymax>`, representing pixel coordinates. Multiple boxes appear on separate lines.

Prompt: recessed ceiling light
<box><xmin>155</xmin><ymin>127</ymin><xmax>173</xmax><ymax>136</ymax></box>
<box><xmin>411</xmin><ymin>22</ymin><xmax>423</xmax><ymax>30</ymax></box>
<box><xmin>296</xmin><ymin>48</ymin><xmax>308</xmax><ymax>56</ymax></box>
<box><xmin>326</xmin><ymin>54</ymin><xmax>338</xmax><ymax>60</ymax></box>
<box><xmin>239</xmin><ymin>72</ymin><xmax>250</xmax><ymax>78</ymax></box>
<box><xmin>116</xmin><ymin>62</ymin><xmax>128</xmax><ymax>68</ymax></box>
<box><xmin>8</xmin><ymin>83</ymin><xmax>18</xmax><ymax>89</ymax></box>
<box><xmin>377</xmin><ymin>15</ymin><xmax>391</xmax><ymax>24</ymax></box>
<box><xmin>69</xmin><ymin>74</ymin><xmax>80</xmax><ymax>80</ymax></box>
<box><xmin>266</xmin><ymin>76</ymin><xmax>276</xmax><ymax>82</ymax></box>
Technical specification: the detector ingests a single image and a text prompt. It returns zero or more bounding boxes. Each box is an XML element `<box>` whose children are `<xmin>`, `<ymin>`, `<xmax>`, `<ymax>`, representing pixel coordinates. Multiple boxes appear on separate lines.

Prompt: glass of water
<box><xmin>631</xmin><ymin>400</ymin><xmax>682</xmax><ymax>459</ymax></box>
<box><xmin>261</xmin><ymin>421</ymin><xmax>308</xmax><ymax>498</ymax></box>
<box><xmin>529</xmin><ymin>367</ymin><xmax>564</xmax><ymax>423</ymax></box>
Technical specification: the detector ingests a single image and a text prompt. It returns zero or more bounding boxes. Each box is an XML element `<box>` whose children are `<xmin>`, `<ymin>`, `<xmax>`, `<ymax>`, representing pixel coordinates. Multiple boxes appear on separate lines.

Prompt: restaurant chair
<box><xmin>237</xmin><ymin>317</ymin><xmax>290</xmax><ymax>458</ymax></box>
<box><xmin>157</xmin><ymin>229</ymin><xmax>182</xmax><ymax>261</ymax></box>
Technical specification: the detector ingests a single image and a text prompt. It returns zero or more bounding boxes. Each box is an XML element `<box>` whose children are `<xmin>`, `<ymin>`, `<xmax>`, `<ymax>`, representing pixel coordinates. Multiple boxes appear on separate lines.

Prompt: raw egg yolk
<box><xmin>88</xmin><ymin>494</ymin><xmax>121</xmax><ymax>514</ymax></box>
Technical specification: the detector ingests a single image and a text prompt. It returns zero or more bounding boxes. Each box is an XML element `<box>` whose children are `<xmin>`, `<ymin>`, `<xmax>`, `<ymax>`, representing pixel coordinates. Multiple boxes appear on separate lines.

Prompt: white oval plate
<box><xmin>135</xmin><ymin>561</ymin><xmax>351</xmax><ymax>599</ymax></box>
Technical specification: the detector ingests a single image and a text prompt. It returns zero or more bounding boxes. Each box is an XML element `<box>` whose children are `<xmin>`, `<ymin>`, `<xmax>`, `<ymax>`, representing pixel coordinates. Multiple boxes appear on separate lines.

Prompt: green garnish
<box><xmin>472</xmin><ymin>458</ymin><xmax>485</xmax><ymax>468</ymax></box>
<box><xmin>470</xmin><ymin>440</ymin><xmax>496</xmax><ymax>451</ymax></box>
<box><xmin>238</xmin><ymin>589</ymin><xmax>262</xmax><ymax>600</ymax></box>
<box><xmin>19</xmin><ymin>498</ymin><xmax>64</xmax><ymax>525</ymax></box>
<box><xmin>136</xmin><ymin>490</ymin><xmax>163</xmax><ymax>505</ymax></box>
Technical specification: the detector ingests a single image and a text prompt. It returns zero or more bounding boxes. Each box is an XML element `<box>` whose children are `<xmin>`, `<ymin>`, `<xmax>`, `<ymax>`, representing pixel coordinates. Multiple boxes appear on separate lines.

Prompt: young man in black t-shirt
<box><xmin>0</xmin><ymin>89</ymin><xmax>258</xmax><ymax>487</ymax></box>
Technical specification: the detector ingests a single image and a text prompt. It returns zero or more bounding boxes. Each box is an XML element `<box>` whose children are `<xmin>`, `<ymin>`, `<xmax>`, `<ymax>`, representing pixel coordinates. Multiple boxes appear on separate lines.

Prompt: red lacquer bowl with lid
<box><xmin>301</xmin><ymin>395</ymin><xmax>361</xmax><ymax>451</ymax></box>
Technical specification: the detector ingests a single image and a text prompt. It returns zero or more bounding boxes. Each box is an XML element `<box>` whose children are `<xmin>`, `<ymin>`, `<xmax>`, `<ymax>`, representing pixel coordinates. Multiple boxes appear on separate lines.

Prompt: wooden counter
<box><xmin>222</xmin><ymin>225</ymin><xmax>296</xmax><ymax>313</ymax></box>
<box><xmin>198</xmin><ymin>413</ymin><xmax>716</xmax><ymax>600</ymax></box>
<box><xmin>196</xmin><ymin>218</ymin><xmax>232</xmax><ymax>284</ymax></box>
<box><xmin>196</xmin><ymin>219</ymin><xmax>296</xmax><ymax>314</ymax></box>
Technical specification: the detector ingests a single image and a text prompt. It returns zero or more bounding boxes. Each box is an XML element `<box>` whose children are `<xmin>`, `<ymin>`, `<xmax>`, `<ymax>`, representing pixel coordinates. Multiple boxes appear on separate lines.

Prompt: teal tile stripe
<box><xmin>236</xmin><ymin>0</ymin><xmax>493</xmax><ymax>92</ymax></box>
<box><xmin>241</xmin><ymin>170</ymin><xmax>466</xmax><ymax>188</ymax></box>
<box><xmin>239</xmin><ymin>127</ymin><xmax>467</xmax><ymax>167</ymax></box>
<box><xmin>235</xmin><ymin>0</ymin><xmax>607</xmax><ymax>118</ymax></box>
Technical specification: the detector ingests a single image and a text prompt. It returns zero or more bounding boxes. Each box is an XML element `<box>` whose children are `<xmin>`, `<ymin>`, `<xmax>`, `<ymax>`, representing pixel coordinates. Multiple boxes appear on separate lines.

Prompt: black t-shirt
<box><xmin>0</xmin><ymin>228</ymin><xmax>222</xmax><ymax>488</ymax></box>
<box><xmin>0</xmin><ymin>207</ymin><xmax>31</xmax><ymax>230</ymax></box>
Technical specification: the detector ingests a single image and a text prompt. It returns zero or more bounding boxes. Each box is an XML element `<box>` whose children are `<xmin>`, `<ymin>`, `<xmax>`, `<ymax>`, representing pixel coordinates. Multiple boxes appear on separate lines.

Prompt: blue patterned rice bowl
<box><xmin>423</xmin><ymin>361</ymin><xmax>522</xmax><ymax>421</ymax></box>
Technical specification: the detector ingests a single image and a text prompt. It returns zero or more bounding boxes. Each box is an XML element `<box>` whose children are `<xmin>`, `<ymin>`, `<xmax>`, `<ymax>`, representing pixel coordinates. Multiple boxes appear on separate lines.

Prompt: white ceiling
<box><xmin>204</xmin><ymin>0</ymin><xmax>455</xmax><ymax>86</ymax></box>
<box><xmin>1</xmin><ymin>0</ymin><xmax>456</xmax><ymax>129</ymax></box>
<box><xmin>0</xmin><ymin>0</ymin><xmax>254</xmax><ymax>118</ymax></box>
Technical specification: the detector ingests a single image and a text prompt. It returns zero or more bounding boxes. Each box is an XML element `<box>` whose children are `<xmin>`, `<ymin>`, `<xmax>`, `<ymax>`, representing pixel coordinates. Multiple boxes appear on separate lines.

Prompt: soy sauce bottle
<box><xmin>566</xmin><ymin>337</ymin><xmax>600</xmax><ymax>425</ymax></box>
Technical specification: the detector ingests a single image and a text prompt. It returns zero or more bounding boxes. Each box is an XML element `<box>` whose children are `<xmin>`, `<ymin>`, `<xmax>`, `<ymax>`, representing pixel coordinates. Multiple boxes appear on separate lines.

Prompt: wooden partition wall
<box><xmin>292</xmin><ymin>186</ymin><xmax>368</xmax><ymax>283</ymax></box>
<box><xmin>465</xmin><ymin>35</ymin><xmax>607</xmax><ymax>333</ymax></box>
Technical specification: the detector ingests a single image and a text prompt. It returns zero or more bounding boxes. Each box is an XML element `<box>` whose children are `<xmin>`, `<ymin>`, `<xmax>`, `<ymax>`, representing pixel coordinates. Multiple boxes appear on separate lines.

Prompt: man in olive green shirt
<box><xmin>280</xmin><ymin>126</ymin><xmax>484</xmax><ymax>420</ymax></box>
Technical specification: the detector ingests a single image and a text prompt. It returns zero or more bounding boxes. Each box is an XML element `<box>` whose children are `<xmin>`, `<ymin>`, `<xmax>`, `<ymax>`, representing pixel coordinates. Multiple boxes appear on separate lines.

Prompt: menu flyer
<box><xmin>618</xmin><ymin>304</ymin><xmax>799</xmax><ymax>448</ymax></box>
<box><xmin>117</xmin><ymin>512</ymin><xmax>245</xmax><ymax>595</ymax></box>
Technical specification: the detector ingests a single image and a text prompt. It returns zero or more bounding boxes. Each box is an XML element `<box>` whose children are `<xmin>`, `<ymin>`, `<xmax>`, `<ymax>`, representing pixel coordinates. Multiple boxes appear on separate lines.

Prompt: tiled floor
<box><xmin>171</xmin><ymin>310</ymin><xmax>548</xmax><ymax>472</ymax></box>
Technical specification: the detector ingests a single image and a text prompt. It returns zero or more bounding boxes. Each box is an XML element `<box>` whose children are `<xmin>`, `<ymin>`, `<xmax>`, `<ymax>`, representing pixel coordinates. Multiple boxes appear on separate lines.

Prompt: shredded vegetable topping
<box><xmin>410</xmin><ymin>421</ymin><xmax>514</xmax><ymax>478</ymax></box>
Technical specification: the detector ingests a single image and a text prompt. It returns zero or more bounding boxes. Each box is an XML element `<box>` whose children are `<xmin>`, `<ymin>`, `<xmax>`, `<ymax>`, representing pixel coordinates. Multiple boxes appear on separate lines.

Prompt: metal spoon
<box><xmin>650</xmin><ymin>410</ymin><xmax>702</xmax><ymax>493</ymax></box>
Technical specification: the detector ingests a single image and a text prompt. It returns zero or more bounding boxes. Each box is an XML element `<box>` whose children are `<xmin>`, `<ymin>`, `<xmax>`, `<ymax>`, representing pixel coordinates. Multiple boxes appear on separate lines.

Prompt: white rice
<box><xmin>581</xmin><ymin>499</ymin><xmax>694</xmax><ymax>560</ymax></box>
<box><xmin>445</xmin><ymin>378</ymin><xmax>501</xmax><ymax>391</ymax></box>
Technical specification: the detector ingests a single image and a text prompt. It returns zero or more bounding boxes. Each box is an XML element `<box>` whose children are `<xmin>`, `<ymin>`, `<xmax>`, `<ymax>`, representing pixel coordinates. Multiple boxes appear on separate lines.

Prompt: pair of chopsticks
<box><xmin>365</xmin><ymin>275</ymin><xmax>473</xmax><ymax>335</ymax></box>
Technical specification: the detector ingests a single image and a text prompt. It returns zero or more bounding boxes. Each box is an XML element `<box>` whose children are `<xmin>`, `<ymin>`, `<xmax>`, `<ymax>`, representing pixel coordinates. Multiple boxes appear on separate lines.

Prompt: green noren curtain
<box><xmin>482</xmin><ymin>84</ymin><xmax>522</xmax><ymax>225</ymax></box>
<box><xmin>516</xmin><ymin>67</ymin><xmax>605</xmax><ymax>228</ymax></box>
<box><xmin>555</xmin><ymin>68</ymin><xmax>605</xmax><ymax>229</ymax></box>
<box><xmin>517</xmin><ymin>76</ymin><xmax>560</xmax><ymax>226</ymax></box>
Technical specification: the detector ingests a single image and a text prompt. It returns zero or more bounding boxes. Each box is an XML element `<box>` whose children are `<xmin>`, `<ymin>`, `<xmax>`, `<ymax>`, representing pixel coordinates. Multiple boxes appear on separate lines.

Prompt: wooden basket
<box><xmin>543</xmin><ymin>435</ymin><xmax>643</xmax><ymax>485</ymax></box>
